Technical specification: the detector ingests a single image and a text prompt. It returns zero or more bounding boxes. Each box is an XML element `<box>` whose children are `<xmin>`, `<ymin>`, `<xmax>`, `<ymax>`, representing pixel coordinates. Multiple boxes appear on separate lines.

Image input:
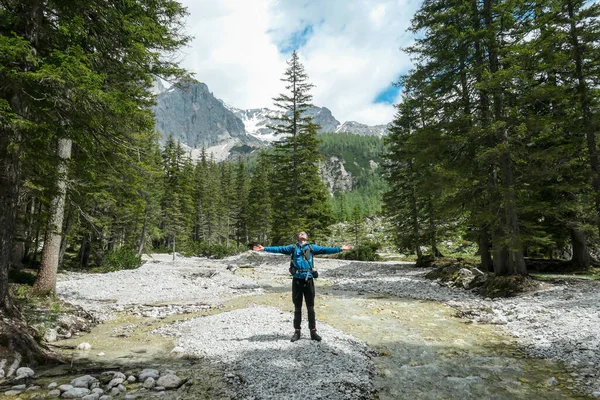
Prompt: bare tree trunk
<box><xmin>172</xmin><ymin>235</ymin><xmax>176</xmax><ymax>261</ymax></box>
<box><xmin>479</xmin><ymin>226</ymin><xmax>493</xmax><ymax>272</ymax></box>
<box><xmin>32</xmin><ymin>201</ymin><xmax>43</xmax><ymax>263</ymax></box>
<box><xmin>58</xmin><ymin>201</ymin><xmax>73</xmax><ymax>268</ymax></box>
<box><xmin>23</xmin><ymin>197</ymin><xmax>35</xmax><ymax>262</ymax></box>
<box><xmin>570</xmin><ymin>226</ymin><xmax>592</xmax><ymax>270</ymax></box>
<box><xmin>0</xmin><ymin>128</ymin><xmax>21</xmax><ymax>312</ymax></box>
<box><xmin>35</xmin><ymin>138</ymin><xmax>72</xmax><ymax>292</ymax></box>
<box><xmin>137</xmin><ymin>203</ymin><xmax>149</xmax><ymax>257</ymax></box>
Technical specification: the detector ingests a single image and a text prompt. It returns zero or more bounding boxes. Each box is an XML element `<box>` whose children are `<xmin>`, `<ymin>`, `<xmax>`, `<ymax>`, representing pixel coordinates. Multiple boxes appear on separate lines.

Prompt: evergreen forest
<box><xmin>383</xmin><ymin>0</ymin><xmax>600</xmax><ymax>273</ymax></box>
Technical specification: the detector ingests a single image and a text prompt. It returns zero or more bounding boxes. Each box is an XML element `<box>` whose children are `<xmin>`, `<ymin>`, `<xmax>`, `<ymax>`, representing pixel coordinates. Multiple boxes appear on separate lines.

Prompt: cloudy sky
<box><xmin>177</xmin><ymin>0</ymin><xmax>421</xmax><ymax>126</ymax></box>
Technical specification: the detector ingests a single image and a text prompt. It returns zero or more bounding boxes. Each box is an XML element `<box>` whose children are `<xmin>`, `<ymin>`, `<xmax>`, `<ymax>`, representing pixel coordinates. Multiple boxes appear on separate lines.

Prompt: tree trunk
<box><xmin>23</xmin><ymin>197</ymin><xmax>36</xmax><ymax>263</ymax></box>
<box><xmin>0</xmin><ymin>129</ymin><xmax>21</xmax><ymax>312</ymax></box>
<box><xmin>566</xmin><ymin>0</ymin><xmax>600</xmax><ymax>238</ymax></box>
<box><xmin>35</xmin><ymin>138</ymin><xmax>72</xmax><ymax>292</ymax></box>
<box><xmin>137</xmin><ymin>204</ymin><xmax>149</xmax><ymax>257</ymax></box>
<box><xmin>484</xmin><ymin>0</ymin><xmax>526</xmax><ymax>276</ymax></box>
<box><xmin>172</xmin><ymin>235</ymin><xmax>176</xmax><ymax>261</ymax></box>
<box><xmin>570</xmin><ymin>226</ymin><xmax>592</xmax><ymax>270</ymax></box>
<box><xmin>32</xmin><ymin>201</ymin><xmax>43</xmax><ymax>263</ymax></box>
<box><xmin>58</xmin><ymin>201</ymin><xmax>73</xmax><ymax>268</ymax></box>
<box><xmin>479</xmin><ymin>226</ymin><xmax>493</xmax><ymax>272</ymax></box>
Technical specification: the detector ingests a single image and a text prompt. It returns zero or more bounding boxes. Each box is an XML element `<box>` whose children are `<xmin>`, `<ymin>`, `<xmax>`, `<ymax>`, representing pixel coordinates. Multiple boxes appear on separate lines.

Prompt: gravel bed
<box><xmin>156</xmin><ymin>306</ymin><xmax>376</xmax><ymax>400</ymax></box>
<box><xmin>55</xmin><ymin>251</ymin><xmax>600</xmax><ymax>397</ymax></box>
<box><xmin>56</xmin><ymin>253</ymin><xmax>262</xmax><ymax>321</ymax></box>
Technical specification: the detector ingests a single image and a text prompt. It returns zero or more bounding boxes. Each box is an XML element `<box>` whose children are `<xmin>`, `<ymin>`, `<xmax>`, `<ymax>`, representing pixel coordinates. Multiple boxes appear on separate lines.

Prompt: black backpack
<box><xmin>289</xmin><ymin>242</ymin><xmax>318</xmax><ymax>279</ymax></box>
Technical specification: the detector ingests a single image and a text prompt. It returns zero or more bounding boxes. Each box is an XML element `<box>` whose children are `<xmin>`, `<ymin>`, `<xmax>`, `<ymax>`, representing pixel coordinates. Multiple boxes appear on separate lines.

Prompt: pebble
<box><xmin>142</xmin><ymin>377</ymin><xmax>155</xmax><ymax>389</ymax></box>
<box><xmin>4</xmin><ymin>390</ymin><xmax>22</xmax><ymax>396</ymax></box>
<box><xmin>82</xmin><ymin>394</ymin><xmax>100</xmax><ymax>400</ymax></box>
<box><xmin>11</xmin><ymin>385</ymin><xmax>26</xmax><ymax>390</ymax></box>
<box><xmin>48</xmin><ymin>389</ymin><xmax>61</xmax><ymax>398</ymax></box>
<box><xmin>546</xmin><ymin>377</ymin><xmax>558</xmax><ymax>386</ymax></box>
<box><xmin>127</xmin><ymin>375</ymin><xmax>136</xmax><ymax>383</ymax></box>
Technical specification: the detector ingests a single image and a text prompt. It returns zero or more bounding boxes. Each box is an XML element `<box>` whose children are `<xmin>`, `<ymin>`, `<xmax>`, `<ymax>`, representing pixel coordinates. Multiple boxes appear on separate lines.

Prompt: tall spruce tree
<box><xmin>268</xmin><ymin>51</ymin><xmax>333</xmax><ymax>244</ymax></box>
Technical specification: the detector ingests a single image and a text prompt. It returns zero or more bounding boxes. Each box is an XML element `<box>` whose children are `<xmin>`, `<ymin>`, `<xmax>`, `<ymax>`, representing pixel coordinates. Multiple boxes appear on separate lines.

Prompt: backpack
<box><xmin>289</xmin><ymin>242</ymin><xmax>319</xmax><ymax>279</ymax></box>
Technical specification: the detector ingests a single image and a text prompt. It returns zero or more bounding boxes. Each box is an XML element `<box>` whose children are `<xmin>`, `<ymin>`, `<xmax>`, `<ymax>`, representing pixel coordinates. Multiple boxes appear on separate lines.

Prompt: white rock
<box><xmin>15</xmin><ymin>367</ymin><xmax>34</xmax><ymax>379</ymax></box>
<box><xmin>170</xmin><ymin>346</ymin><xmax>185</xmax><ymax>354</ymax></box>
<box><xmin>48</xmin><ymin>382</ymin><xmax>58</xmax><ymax>389</ymax></box>
<box><xmin>77</xmin><ymin>342</ymin><xmax>92</xmax><ymax>351</ymax></box>
<box><xmin>44</xmin><ymin>328</ymin><xmax>58</xmax><ymax>343</ymax></box>
<box><xmin>48</xmin><ymin>389</ymin><xmax>61</xmax><ymax>398</ymax></box>
<box><xmin>82</xmin><ymin>394</ymin><xmax>100</xmax><ymax>400</ymax></box>
<box><xmin>62</xmin><ymin>387</ymin><xmax>91</xmax><ymax>398</ymax></box>
<box><xmin>127</xmin><ymin>375</ymin><xmax>136</xmax><ymax>383</ymax></box>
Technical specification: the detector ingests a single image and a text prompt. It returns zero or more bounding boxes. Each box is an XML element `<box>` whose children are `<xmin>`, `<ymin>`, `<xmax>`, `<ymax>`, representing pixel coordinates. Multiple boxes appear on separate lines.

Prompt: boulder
<box><xmin>156</xmin><ymin>374</ymin><xmax>181</xmax><ymax>389</ymax></box>
<box><xmin>48</xmin><ymin>389</ymin><xmax>61</xmax><ymax>398</ymax></box>
<box><xmin>71</xmin><ymin>375</ymin><xmax>97</xmax><ymax>388</ymax></box>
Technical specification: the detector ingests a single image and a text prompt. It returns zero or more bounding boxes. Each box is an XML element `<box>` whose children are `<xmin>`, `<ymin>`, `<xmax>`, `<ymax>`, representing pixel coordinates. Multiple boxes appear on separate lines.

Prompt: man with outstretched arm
<box><xmin>253</xmin><ymin>231</ymin><xmax>352</xmax><ymax>342</ymax></box>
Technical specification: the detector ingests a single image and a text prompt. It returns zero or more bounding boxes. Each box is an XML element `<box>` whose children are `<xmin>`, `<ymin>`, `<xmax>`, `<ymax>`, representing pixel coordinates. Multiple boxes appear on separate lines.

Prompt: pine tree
<box><xmin>234</xmin><ymin>160</ymin><xmax>250</xmax><ymax>245</ymax></box>
<box><xmin>248</xmin><ymin>153</ymin><xmax>272</xmax><ymax>244</ymax></box>
<box><xmin>268</xmin><ymin>51</ymin><xmax>333</xmax><ymax>244</ymax></box>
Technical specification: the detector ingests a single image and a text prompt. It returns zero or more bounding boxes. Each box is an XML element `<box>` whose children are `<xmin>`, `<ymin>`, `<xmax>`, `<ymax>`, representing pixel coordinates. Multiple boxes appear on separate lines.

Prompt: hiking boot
<box><xmin>290</xmin><ymin>330</ymin><xmax>301</xmax><ymax>342</ymax></box>
<box><xmin>310</xmin><ymin>330</ymin><xmax>322</xmax><ymax>342</ymax></box>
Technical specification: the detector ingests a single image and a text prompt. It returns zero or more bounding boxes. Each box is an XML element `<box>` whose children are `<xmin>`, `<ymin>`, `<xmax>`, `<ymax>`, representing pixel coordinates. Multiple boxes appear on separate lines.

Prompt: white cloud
<box><xmin>177</xmin><ymin>0</ymin><xmax>419</xmax><ymax>125</ymax></box>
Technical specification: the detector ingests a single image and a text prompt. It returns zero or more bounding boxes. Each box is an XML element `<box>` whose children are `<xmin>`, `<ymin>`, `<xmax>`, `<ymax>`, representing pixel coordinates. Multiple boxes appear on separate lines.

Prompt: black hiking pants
<box><xmin>292</xmin><ymin>278</ymin><xmax>316</xmax><ymax>330</ymax></box>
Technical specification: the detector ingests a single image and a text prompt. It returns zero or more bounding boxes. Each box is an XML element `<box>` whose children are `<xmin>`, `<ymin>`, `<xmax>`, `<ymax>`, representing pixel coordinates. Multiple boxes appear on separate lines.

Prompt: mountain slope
<box><xmin>153</xmin><ymin>82</ymin><xmax>252</xmax><ymax>148</ymax></box>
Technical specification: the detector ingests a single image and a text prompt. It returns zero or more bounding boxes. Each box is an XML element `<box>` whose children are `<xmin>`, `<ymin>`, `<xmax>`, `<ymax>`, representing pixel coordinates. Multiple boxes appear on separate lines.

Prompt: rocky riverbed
<box><xmin>2</xmin><ymin>252</ymin><xmax>598</xmax><ymax>399</ymax></box>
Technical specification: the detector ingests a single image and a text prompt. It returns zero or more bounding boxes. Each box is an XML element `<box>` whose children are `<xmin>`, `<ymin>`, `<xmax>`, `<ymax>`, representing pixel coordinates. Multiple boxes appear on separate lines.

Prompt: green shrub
<box><xmin>337</xmin><ymin>241</ymin><xmax>382</xmax><ymax>261</ymax></box>
<box><xmin>101</xmin><ymin>247</ymin><xmax>144</xmax><ymax>272</ymax></box>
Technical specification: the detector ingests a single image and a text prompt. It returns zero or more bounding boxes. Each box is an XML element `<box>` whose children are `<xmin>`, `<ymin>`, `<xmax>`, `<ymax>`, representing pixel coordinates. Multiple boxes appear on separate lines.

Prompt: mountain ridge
<box><xmin>153</xmin><ymin>81</ymin><xmax>390</xmax><ymax>151</ymax></box>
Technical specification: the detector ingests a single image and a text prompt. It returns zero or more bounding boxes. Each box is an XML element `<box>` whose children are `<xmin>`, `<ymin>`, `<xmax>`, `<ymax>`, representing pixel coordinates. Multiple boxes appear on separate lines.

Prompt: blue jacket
<box><xmin>264</xmin><ymin>242</ymin><xmax>342</xmax><ymax>279</ymax></box>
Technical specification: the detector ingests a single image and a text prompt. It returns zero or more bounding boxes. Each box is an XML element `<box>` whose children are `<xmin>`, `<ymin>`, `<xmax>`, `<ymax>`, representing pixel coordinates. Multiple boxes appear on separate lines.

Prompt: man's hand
<box><xmin>341</xmin><ymin>244</ymin><xmax>353</xmax><ymax>251</ymax></box>
<box><xmin>253</xmin><ymin>244</ymin><xmax>264</xmax><ymax>251</ymax></box>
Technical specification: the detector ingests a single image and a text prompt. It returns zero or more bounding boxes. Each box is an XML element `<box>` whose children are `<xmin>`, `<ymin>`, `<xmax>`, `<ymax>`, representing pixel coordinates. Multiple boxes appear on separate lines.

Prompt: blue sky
<box><xmin>178</xmin><ymin>0</ymin><xmax>419</xmax><ymax>125</ymax></box>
